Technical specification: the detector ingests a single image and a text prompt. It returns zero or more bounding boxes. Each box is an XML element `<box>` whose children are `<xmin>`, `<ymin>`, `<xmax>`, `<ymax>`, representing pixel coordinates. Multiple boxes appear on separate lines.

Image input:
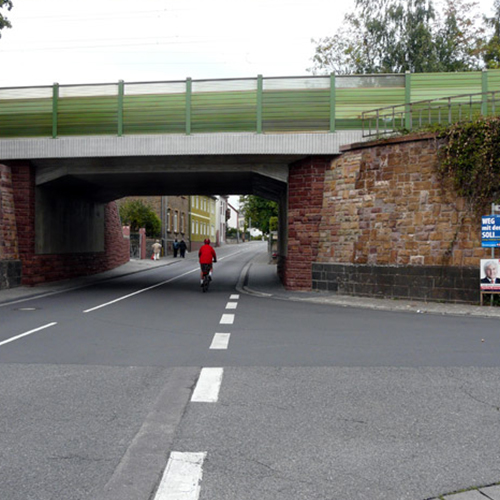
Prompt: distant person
<box><xmin>481</xmin><ymin>260</ymin><xmax>500</xmax><ymax>283</ymax></box>
<box><xmin>173</xmin><ymin>238</ymin><xmax>179</xmax><ymax>258</ymax></box>
<box><xmin>152</xmin><ymin>240</ymin><xmax>162</xmax><ymax>261</ymax></box>
<box><xmin>198</xmin><ymin>238</ymin><xmax>217</xmax><ymax>286</ymax></box>
<box><xmin>179</xmin><ymin>239</ymin><xmax>187</xmax><ymax>258</ymax></box>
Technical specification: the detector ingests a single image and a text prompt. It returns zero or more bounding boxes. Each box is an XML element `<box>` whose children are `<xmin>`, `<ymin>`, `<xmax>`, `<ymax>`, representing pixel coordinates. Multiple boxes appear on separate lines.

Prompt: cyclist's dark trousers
<box><xmin>201</xmin><ymin>263</ymin><xmax>212</xmax><ymax>274</ymax></box>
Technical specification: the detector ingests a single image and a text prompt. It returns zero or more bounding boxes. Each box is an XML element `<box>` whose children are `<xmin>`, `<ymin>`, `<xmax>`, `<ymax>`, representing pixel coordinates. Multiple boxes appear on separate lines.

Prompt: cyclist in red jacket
<box><xmin>198</xmin><ymin>239</ymin><xmax>217</xmax><ymax>286</ymax></box>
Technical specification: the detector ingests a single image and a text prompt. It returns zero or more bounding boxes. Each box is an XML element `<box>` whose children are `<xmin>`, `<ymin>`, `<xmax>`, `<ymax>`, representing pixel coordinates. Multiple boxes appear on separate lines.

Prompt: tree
<box><xmin>0</xmin><ymin>1</ymin><xmax>13</xmax><ymax>38</ymax></box>
<box><xmin>482</xmin><ymin>0</ymin><xmax>500</xmax><ymax>68</ymax></box>
<box><xmin>434</xmin><ymin>0</ymin><xmax>483</xmax><ymax>71</ymax></box>
<box><xmin>239</xmin><ymin>195</ymin><xmax>278</xmax><ymax>234</ymax></box>
<box><xmin>309</xmin><ymin>0</ymin><xmax>483</xmax><ymax>75</ymax></box>
<box><xmin>119</xmin><ymin>199</ymin><xmax>161</xmax><ymax>238</ymax></box>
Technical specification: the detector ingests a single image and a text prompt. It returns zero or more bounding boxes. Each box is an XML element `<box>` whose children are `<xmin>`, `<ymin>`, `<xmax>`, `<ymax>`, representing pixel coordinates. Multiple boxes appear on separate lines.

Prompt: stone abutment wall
<box><xmin>291</xmin><ymin>134</ymin><xmax>488</xmax><ymax>303</ymax></box>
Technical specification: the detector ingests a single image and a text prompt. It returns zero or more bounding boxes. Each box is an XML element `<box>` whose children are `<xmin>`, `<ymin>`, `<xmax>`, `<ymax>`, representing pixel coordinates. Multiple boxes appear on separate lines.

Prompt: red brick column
<box><xmin>10</xmin><ymin>162</ymin><xmax>36</xmax><ymax>283</ymax></box>
<box><xmin>0</xmin><ymin>164</ymin><xmax>19</xmax><ymax>260</ymax></box>
<box><xmin>284</xmin><ymin>157</ymin><xmax>331</xmax><ymax>290</ymax></box>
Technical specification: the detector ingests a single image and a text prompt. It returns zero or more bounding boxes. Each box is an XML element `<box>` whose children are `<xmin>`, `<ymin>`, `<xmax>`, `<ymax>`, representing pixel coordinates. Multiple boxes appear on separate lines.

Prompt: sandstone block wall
<box><xmin>311</xmin><ymin>134</ymin><xmax>492</xmax><ymax>303</ymax></box>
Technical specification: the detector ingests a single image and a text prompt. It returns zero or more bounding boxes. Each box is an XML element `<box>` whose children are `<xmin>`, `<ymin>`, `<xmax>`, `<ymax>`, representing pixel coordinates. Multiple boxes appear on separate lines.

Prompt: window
<box><xmin>167</xmin><ymin>209</ymin><xmax>171</xmax><ymax>232</ymax></box>
<box><xmin>181</xmin><ymin>212</ymin><xmax>185</xmax><ymax>233</ymax></box>
<box><xmin>174</xmin><ymin>211</ymin><xmax>179</xmax><ymax>233</ymax></box>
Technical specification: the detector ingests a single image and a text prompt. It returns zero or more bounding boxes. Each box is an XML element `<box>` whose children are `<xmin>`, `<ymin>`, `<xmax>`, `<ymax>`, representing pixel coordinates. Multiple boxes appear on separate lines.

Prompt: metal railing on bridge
<box><xmin>362</xmin><ymin>91</ymin><xmax>500</xmax><ymax>138</ymax></box>
<box><xmin>1</xmin><ymin>70</ymin><xmax>500</xmax><ymax>139</ymax></box>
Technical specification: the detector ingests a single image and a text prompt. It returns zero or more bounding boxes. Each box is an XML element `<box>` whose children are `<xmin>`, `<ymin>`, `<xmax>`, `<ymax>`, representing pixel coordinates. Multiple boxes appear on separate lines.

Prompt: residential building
<box><xmin>216</xmin><ymin>195</ymin><xmax>229</xmax><ymax>246</ymax></box>
<box><xmin>190</xmin><ymin>195</ymin><xmax>217</xmax><ymax>251</ymax></box>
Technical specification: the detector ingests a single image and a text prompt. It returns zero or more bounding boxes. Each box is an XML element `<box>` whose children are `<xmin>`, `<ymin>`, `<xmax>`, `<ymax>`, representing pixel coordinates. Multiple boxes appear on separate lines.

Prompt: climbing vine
<box><xmin>438</xmin><ymin>116</ymin><xmax>500</xmax><ymax>215</ymax></box>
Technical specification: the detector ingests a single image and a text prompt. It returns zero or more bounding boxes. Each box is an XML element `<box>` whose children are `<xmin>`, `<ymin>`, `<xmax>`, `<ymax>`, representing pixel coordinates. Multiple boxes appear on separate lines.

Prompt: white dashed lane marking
<box><xmin>191</xmin><ymin>367</ymin><xmax>224</xmax><ymax>402</ymax></box>
<box><xmin>210</xmin><ymin>333</ymin><xmax>230</xmax><ymax>350</ymax></box>
<box><xmin>154</xmin><ymin>451</ymin><xmax>206</xmax><ymax>500</ymax></box>
<box><xmin>220</xmin><ymin>314</ymin><xmax>234</xmax><ymax>324</ymax></box>
<box><xmin>225</xmin><ymin>302</ymin><xmax>238</xmax><ymax>310</ymax></box>
<box><xmin>230</xmin><ymin>294</ymin><xmax>240</xmax><ymax>300</ymax></box>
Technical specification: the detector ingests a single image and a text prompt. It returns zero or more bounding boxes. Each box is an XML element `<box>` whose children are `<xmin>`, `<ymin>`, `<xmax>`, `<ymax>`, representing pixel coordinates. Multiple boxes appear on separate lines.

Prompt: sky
<box><xmin>0</xmin><ymin>0</ymin><xmax>355</xmax><ymax>88</ymax></box>
<box><xmin>1</xmin><ymin>0</ymin><xmax>495</xmax><ymax>89</ymax></box>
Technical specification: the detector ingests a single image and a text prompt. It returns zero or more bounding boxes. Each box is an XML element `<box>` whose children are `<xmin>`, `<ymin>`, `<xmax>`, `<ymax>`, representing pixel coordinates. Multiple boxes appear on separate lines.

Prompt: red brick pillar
<box><xmin>0</xmin><ymin>164</ymin><xmax>19</xmax><ymax>260</ymax></box>
<box><xmin>284</xmin><ymin>157</ymin><xmax>330</xmax><ymax>290</ymax></box>
<box><xmin>10</xmin><ymin>162</ymin><xmax>36</xmax><ymax>284</ymax></box>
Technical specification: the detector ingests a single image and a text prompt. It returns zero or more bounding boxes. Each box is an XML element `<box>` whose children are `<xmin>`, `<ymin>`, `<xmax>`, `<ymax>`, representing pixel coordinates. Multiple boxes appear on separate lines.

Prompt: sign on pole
<box><xmin>481</xmin><ymin>215</ymin><xmax>500</xmax><ymax>247</ymax></box>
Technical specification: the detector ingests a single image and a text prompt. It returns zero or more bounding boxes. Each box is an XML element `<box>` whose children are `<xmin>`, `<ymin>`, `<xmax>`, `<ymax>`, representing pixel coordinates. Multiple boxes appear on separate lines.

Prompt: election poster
<box><xmin>480</xmin><ymin>259</ymin><xmax>500</xmax><ymax>291</ymax></box>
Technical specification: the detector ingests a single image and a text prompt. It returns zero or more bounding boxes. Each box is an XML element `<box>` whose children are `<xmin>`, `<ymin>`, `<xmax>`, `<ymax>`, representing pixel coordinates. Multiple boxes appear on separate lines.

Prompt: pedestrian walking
<box><xmin>179</xmin><ymin>239</ymin><xmax>187</xmax><ymax>258</ymax></box>
<box><xmin>152</xmin><ymin>240</ymin><xmax>162</xmax><ymax>260</ymax></box>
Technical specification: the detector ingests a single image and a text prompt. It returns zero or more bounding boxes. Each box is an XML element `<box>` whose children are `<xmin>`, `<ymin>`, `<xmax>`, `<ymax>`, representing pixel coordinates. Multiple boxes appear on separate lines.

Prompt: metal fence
<box><xmin>362</xmin><ymin>91</ymin><xmax>500</xmax><ymax>137</ymax></box>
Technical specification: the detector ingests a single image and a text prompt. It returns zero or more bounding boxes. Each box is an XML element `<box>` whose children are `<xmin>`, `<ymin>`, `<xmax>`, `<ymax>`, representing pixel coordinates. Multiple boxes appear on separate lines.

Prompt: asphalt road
<box><xmin>1</xmin><ymin>242</ymin><xmax>500</xmax><ymax>500</ymax></box>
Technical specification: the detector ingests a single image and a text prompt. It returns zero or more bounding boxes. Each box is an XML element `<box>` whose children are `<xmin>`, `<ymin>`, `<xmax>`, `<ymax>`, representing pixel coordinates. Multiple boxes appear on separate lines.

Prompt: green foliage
<box><xmin>309</xmin><ymin>0</ymin><xmax>483</xmax><ymax>74</ymax></box>
<box><xmin>482</xmin><ymin>0</ymin><xmax>500</xmax><ymax>68</ymax></box>
<box><xmin>0</xmin><ymin>0</ymin><xmax>12</xmax><ymax>37</ymax></box>
<box><xmin>438</xmin><ymin>116</ymin><xmax>500</xmax><ymax>214</ymax></box>
<box><xmin>239</xmin><ymin>195</ymin><xmax>278</xmax><ymax>234</ymax></box>
<box><xmin>269</xmin><ymin>216</ymin><xmax>278</xmax><ymax>232</ymax></box>
<box><xmin>119</xmin><ymin>199</ymin><xmax>162</xmax><ymax>238</ymax></box>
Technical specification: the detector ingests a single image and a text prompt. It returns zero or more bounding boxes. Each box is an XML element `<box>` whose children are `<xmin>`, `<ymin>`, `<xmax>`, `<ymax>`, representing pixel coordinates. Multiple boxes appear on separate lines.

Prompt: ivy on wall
<box><xmin>438</xmin><ymin>116</ymin><xmax>500</xmax><ymax>215</ymax></box>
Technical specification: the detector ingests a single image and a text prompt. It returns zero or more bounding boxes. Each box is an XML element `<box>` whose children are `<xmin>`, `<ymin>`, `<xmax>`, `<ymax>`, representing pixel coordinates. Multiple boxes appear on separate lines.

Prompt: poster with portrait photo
<box><xmin>480</xmin><ymin>259</ymin><xmax>500</xmax><ymax>291</ymax></box>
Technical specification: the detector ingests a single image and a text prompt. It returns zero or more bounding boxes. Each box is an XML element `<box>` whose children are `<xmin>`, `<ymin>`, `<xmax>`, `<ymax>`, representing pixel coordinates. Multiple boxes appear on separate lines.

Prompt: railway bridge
<box><xmin>1</xmin><ymin>70</ymin><xmax>499</xmax><ymax>301</ymax></box>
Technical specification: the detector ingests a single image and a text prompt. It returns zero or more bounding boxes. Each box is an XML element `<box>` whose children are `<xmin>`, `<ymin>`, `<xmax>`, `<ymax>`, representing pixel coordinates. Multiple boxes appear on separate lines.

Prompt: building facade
<box><xmin>216</xmin><ymin>195</ymin><xmax>229</xmax><ymax>246</ymax></box>
<box><xmin>165</xmin><ymin>196</ymin><xmax>190</xmax><ymax>254</ymax></box>
<box><xmin>190</xmin><ymin>195</ymin><xmax>217</xmax><ymax>251</ymax></box>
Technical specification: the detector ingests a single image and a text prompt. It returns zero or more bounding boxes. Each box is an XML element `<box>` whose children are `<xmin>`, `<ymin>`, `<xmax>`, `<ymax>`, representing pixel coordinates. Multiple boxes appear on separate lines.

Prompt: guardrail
<box><xmin>362</xmin><ymin>91</ymin><xmax>500</xmax><ymax>137</ymax></box>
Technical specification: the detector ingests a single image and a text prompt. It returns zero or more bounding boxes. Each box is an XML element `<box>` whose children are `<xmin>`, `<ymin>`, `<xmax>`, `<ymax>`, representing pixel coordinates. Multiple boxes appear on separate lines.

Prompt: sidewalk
<box><xmin>0</xmin><ymin>254</ymin><xmax>185</xmax><ymax>306</ymax></box>
<box><xmin>239</xmin><ymin>251</ymin><xmax>500</xmax><ymax>319</ymax></box>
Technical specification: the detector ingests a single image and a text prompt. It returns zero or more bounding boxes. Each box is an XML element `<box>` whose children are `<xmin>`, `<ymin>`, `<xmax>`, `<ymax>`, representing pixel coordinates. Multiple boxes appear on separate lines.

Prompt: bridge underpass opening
<box><xmin>32</xmin><ymin>153</ymin><xmax>294</xmax><ymax>256</ymax></box>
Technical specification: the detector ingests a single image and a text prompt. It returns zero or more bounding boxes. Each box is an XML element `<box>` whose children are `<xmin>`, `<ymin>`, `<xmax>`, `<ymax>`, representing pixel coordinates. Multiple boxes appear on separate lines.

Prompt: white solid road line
<box><xmin>0</xmin><ymin>322</ymin><xmax>57</xmax><ymax>347</ymax></box>
<box><xmin>83</xmin><ymin>269</ymin><xmax>197</xmax><ymax>313</ymax></box>
<box><xmin>154</xmin><ymin>451</ymin><xmax>207</xmax><ymax>500</ymax></box>
<box><xmin>225</xmin><ymin>302</ymin><xmax>238</xmax><ymax>310</ymax></box>
<box><xmin>210</xmin><ymin>333</ymin><xmax>230</xmax><ymax>349</ymax></box>
<box><xmin>220</xmin><ymin>313</ymin><xmax>234</xmax><ymax>324</ymax></box>
<box><xmin>191</xmin><ymin>367</ymin><xmax>224</xmax><ymax>403</ymax></box>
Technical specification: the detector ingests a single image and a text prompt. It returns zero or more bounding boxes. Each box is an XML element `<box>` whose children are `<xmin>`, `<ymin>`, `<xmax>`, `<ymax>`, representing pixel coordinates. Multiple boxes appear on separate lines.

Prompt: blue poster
<box><xmin>481</xmin><ymin>215</ymin><xmax>500</xmax><ymax>247</ymax></box>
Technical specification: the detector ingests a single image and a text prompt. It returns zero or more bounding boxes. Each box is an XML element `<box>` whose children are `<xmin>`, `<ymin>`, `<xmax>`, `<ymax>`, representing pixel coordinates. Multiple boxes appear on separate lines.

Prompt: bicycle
<box><xmin>201</xmin><ymin>264</ymin><xmax>211</xmax><ymax>292</ymax></box>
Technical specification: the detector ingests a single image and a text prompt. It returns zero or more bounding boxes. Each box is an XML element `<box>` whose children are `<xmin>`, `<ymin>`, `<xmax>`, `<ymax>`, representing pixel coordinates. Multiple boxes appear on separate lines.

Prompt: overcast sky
<box><xmin>0</xmin><ymin>0</ymin><xmax>495</xmax><ymax>89</ymax></box>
